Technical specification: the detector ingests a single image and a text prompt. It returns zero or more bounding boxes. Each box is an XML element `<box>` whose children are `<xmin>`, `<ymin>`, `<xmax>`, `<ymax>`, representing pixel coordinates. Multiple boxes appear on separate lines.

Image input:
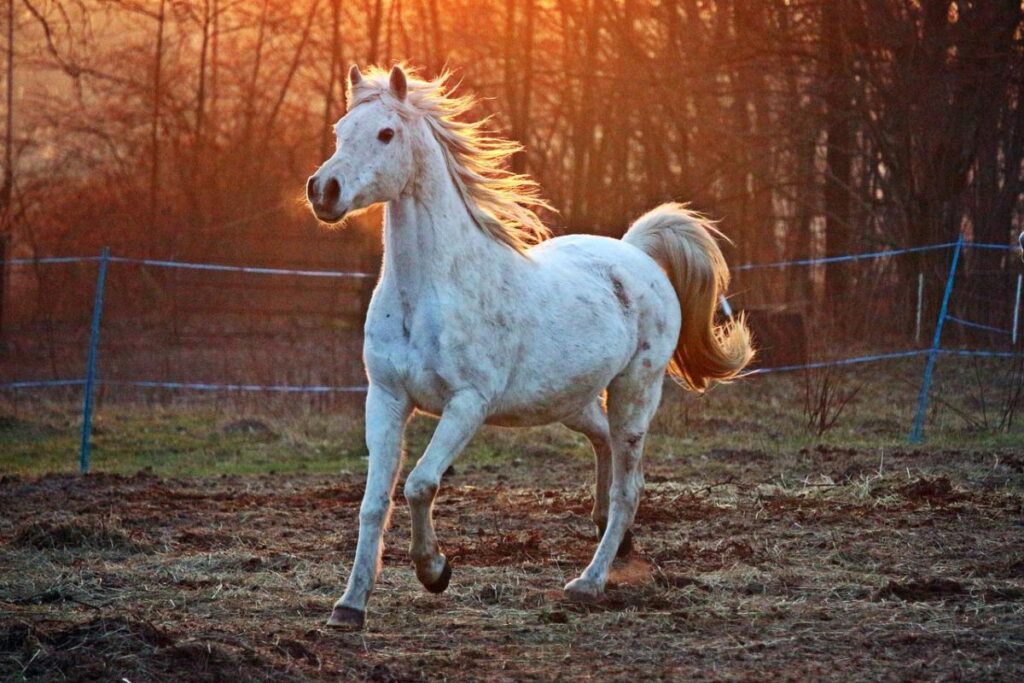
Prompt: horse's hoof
<box><xmin>326</xmin><ymin>605</ymin><xmax>365</xmax><ymax>630</ymax></box>
<box><xmin>423</xmin><ymin>558</ymin><xmax>452</xmax><ymax>594</ymax></box>
<box><xmin>564</xmin><ymin>577</ymin><xmax>604</xmax><ymax>603</ymax></box>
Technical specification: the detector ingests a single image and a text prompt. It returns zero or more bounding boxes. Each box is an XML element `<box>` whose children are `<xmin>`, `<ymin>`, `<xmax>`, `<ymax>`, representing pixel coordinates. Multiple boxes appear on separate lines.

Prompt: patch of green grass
<box><xmin>1</xmin><ymin>356</ymin><xmax>1021</xmax><ymax>477</ymax></box>
<box><xmin>0</xmin><ymin>405</ymin><xmax>591</xmax><ymax>477</ymax></box>
<box><xmin>0</xmin><ymin>407</ymin><xmax>366</xmax><ymax>476</ymax></box>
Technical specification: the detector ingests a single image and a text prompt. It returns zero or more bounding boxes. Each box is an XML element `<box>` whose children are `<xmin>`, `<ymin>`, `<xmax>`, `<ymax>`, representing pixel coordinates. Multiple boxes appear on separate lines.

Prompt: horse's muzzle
<box><xmin>307</xmin><ymin>174</ymin><xmax>344</xmax><ymax>222</ymax></box>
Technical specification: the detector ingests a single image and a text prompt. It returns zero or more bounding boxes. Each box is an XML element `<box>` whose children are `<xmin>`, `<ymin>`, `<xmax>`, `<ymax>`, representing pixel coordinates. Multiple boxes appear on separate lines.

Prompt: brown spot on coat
<box><xmin>611</xmin><ymin>276</ymin><xmax>630</xmax><ymax>311</ymax></box>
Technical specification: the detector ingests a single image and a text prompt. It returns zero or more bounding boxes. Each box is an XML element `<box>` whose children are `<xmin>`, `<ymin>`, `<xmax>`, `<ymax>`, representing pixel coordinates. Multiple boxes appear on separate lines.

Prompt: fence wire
<box><xmin>1</xmin><ymin>240</ymin><xmax>1021</xmax><ymax>467</ymax></box>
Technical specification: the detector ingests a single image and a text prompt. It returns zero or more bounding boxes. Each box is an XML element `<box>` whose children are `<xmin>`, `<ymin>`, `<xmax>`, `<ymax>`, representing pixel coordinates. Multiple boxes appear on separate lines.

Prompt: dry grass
<box><xmin>2</xmin><ymin>445</ymin><xmax>1022</xmax><ymax>681</ymax></box>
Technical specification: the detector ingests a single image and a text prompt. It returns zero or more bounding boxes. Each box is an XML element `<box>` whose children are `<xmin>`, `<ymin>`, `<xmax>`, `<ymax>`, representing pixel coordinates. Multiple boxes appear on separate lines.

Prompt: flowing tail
<box><xmin>622</xmin><ymin>203</ymin><xmax>754</xmax><ymax>392</ymax></box>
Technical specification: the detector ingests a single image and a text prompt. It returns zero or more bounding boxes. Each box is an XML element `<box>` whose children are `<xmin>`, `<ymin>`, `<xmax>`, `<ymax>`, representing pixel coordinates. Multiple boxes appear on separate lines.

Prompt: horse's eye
<box><xmin>378</xmin><ymin>128</ymin><xmax>395</xmax><ymax>143</ymax></box>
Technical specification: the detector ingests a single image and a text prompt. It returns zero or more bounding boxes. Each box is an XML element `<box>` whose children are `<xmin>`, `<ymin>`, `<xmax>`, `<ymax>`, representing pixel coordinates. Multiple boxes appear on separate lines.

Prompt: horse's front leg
<box><xmin>327</xmin><ymin>385</ymin><xmax>412</xmax><ymax>629</ymax></box>
<box><xmin>404</xmin><ymin>390</ymin><xmax>486</xmax><ymax>592</ymax></box>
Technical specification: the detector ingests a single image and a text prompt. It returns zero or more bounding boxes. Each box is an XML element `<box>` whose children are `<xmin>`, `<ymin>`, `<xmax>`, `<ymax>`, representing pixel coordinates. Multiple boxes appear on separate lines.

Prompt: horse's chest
<box><xmin>365</xmin><ymin>298</ymin><xmax>500</xmax><ymax>412</ymax></box>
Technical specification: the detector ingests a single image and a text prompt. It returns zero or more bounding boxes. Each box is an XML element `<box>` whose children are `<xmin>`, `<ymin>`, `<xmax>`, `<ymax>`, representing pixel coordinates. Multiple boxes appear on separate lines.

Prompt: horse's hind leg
<box><xmin>404</xmin><ymin>391</ymin><xmax>486</xmax><ymax>592</ymax></box>
<box><xmin>564</xmin><ymin>372</ymin><xmax>662</xmax><ymax>602</ymax></box>
<box><xmin>562</xmin><ymin>399</ymin><xmax>633</xmax><ymax>558</ymax></box>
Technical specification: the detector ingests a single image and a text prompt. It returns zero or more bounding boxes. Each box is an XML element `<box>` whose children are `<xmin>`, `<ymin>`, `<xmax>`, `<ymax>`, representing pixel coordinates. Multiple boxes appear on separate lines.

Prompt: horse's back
<box><xmin>529</xmin><ymin>233</ymin><xmax>654</xmax><ymax>270</ymax></box>
<box><xmin>528</xmin><ymin>234</ymin><xmax>680</xmax><ymax>327</ymax></box>
<box><xmin>476</xmin><ymin>234</ymin><xmax>681</xmax><ymax>424</ymax></box>
<box><xmin>531</xmin><ymin>233</ymin><xmax>683</xmax><ymax>371</ymax></box>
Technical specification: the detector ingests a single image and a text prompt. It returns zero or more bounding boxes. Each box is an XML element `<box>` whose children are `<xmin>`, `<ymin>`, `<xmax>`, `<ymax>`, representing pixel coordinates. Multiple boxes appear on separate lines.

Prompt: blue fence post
<box><xmin>79</xmin><ymin>247</ymin><xmax>110</xmax><ymax>474</ymax></box>
<box><xmin>908</xmin><ymin>235</ymin><xmax>964</xmax><ymax>443</ymax></box>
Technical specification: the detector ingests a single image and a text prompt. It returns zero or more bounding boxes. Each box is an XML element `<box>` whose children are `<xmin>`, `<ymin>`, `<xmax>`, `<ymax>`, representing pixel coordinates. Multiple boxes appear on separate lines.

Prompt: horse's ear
<box><xmin>348</xmin><ymin>64</ymin><xmax>363</xmax><ymax>88</ymax></box>
<box><xmin>389</xmin><ymin>65</ymin><xmax>408</xmax><ymax>101</ymax></box>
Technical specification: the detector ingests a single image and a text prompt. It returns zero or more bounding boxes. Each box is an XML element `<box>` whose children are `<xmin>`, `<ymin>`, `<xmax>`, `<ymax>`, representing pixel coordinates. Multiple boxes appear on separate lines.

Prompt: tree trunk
<box><xmin>367</xmin><ymin>0</ymin><xmax>384</xmax><ymax>64</ymax></box>
<box><xmin>568</xmin><ymin>0</ymin><xmax>602</xmax><ymax>229</ymax></box>
<box><xmin>0</xmin><ymin>0</ymin><xmax>13</xmax><ymax>333</ymax></box>
<box><xmin>148</xmin><ymin>0</ymin><xmax>166</xmax><ymax>237</ymax></box>
<box><xmin>427</xmin><ymin>0</ymin><xmax>444</xmax><ymax>73</ymax></box>
<box><xmin>321</xmin><ymin>0</ymin><xmax>343</xmax><ymax>160</ymax></box>
<box><xmin>822</xmin><ymin>0</ymin><xmax>852</xmax><ymax>315</ymax></box>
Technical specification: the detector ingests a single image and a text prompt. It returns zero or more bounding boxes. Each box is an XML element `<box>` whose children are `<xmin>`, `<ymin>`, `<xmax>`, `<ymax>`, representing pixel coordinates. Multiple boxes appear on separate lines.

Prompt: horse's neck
<box><xmin>381</xmin><ymin>165</ymin><xmax>515</xmax><ymax>305</ymax></box>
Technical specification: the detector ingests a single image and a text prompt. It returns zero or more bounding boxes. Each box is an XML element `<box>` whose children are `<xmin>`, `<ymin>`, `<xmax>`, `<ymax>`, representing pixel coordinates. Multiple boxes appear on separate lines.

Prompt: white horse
<box><xmin>306</xmin><ymin>64</ymin><xmax>753</xmax><ymax>629</ymax></box>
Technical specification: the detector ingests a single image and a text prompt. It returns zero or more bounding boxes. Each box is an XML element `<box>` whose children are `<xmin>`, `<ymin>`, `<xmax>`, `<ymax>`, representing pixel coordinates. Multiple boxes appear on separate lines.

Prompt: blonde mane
<box><xmin>348</xmin><ymin>66</ymin><xmax>552</xmax><ymax>253</ymax></box>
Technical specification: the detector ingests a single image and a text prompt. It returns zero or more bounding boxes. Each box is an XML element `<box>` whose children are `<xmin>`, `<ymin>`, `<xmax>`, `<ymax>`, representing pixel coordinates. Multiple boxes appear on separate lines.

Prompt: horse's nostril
<box><xmin>306</xmin><ymin>176</ymin><xmax>318</xmax><ymax>202</ymax></box>
<box><xmin>323</xmin><ymin>178</ymin><xmax>340</xmax><ymax>206</ymax></box>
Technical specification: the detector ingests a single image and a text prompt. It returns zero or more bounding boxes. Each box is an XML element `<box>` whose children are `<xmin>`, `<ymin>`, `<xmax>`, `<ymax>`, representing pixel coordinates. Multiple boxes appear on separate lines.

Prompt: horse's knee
<box><xmin>403</xmin><ymin>472</ymin><xmax>438</xmax><ymax>506</ymax></box>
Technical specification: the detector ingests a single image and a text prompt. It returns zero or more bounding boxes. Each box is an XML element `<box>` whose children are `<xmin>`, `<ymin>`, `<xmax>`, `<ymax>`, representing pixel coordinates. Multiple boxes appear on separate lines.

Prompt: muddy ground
<box><xmin>2</xmin><ymin>446</ymin><xmax>1023</xmax><ymax>681</ymax></box>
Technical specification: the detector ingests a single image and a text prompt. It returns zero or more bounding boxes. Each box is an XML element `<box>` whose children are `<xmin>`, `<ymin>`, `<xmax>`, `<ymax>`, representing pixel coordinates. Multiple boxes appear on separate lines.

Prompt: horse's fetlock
<box><xmin>409</xmin><ymin>546</ymin><xmax>434</xmax><ymax>565</ymax></box>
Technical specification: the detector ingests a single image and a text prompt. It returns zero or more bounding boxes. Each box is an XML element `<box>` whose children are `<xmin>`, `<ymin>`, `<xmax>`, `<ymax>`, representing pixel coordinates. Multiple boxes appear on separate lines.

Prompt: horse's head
<box><xmin>306</xmin><ymin>65</ymin><xmax>415</xmax><ymax>224</ymax></box>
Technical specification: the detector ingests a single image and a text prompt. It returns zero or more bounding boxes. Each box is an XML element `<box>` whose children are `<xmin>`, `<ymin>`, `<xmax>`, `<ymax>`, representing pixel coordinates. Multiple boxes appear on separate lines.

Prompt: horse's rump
<box><xmin>623</xmin><ymin>203</ymin><xmax>754</xmax><ymax>392</ymax></box>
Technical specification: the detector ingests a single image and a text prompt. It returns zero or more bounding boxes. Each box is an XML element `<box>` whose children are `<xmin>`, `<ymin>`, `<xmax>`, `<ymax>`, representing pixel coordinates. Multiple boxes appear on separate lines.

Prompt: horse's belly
<box><xmin>483</xmin><ymin>354</ymin><xmax>621</xmax><ymax>426</ymax></box>
<box><xmin>398</xmin><ymin>346</ymin><xmax>615</xmax><ymax>426</ymax></box>
<box><xmin>483</xmin><ymin>390</ymin><xmax>601</xmax><ymax>427</ymax></box>
<box><xmin>403</xmin><ymin>362</ymin><xmax>607</xmax><ymax>426</ymax></box>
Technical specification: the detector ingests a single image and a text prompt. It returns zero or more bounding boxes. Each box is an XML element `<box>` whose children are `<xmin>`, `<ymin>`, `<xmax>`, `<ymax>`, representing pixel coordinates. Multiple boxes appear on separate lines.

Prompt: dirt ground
<box><xmin>2</xmin><ymin>446</ymin><xmax>1023</xmax><ymax>682</ymax></box>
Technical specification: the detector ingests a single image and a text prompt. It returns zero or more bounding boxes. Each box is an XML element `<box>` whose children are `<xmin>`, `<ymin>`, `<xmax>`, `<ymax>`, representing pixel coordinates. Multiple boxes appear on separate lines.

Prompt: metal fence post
<box><xmin>1013</xmin><ymin>273</ymin><xmax>1022</xmax><ymax>346</ymax></box>
<box><xmin>909</xmin><ymin>235</ymin><xmax>963</xmax><ymax>443</ymax></box>
<box><xmin>914</xmin><ymin>272</ymin><xmax>923</xmax><ymax>344</ymax></box>
<box><xmin>79</xmin><ymin>247</ymin><xmax>110</xmax><ymax>473</ymax></box>
<box><xmin>0</xmin><ymin>234</ymin><xmax>8</xmax><ymax>337</ymax></box>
